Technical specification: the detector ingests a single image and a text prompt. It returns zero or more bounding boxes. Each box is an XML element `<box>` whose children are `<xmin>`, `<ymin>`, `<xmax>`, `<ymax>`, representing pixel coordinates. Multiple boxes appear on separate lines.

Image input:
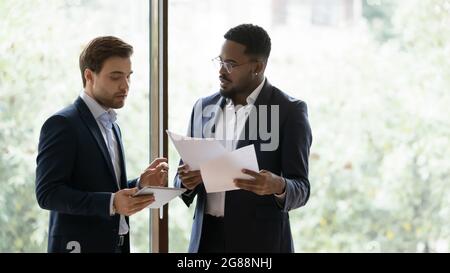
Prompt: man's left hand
<box><xmin>139</xmin><ymin>157</ymin><xmax>168</xmax><ymax>187</ymax></box>
<box><xmin>234</xmin><ymin>169</ymin><xmax>286</xmax><ymax>196</ymax></box>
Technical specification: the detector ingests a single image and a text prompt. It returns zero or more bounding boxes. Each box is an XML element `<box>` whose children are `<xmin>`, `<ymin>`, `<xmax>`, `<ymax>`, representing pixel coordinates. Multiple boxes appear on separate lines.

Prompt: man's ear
<box><xmin>84</xmin><ymin>68</ymin><xmax>94</xmax><ymax>85</ymax></box>
<box><xmin>254</xmin><ymin>60</ymin><xmax>266</xmax><ymax>75</ymax></box>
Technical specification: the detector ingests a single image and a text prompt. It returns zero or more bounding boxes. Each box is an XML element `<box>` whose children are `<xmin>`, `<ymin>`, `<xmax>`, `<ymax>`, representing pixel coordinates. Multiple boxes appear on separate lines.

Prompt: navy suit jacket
<box><xmin>35</xmin><ymin>97</ymin><xmax>137</xmax><ymax>253</ymax></box>
<box><xmin>174</xmin><ymin>80</ymin><xmax>312</xmax><ymax>252</ymax></box>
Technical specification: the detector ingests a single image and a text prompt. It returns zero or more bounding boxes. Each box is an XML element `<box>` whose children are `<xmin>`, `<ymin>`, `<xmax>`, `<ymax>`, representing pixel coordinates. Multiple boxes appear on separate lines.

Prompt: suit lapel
<box><xmin>74</xmin><ymin>97</ymin><xmax>119</xmax><ymax>189</ymax></box>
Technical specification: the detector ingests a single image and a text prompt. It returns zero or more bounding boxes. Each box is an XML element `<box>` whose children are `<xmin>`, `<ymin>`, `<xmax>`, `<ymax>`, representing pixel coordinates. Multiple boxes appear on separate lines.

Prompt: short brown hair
<box><xmin>79</xmin><ymin>36</ymin><xmax>133</xmax><ymax>87</ymax></box>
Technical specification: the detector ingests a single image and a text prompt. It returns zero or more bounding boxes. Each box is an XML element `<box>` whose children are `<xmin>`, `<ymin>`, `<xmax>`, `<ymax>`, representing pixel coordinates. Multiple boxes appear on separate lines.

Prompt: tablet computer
<box><xmin>133</xmin><ymin>186</ymin><xmax>186</xmax><ymax>208</ymax></box>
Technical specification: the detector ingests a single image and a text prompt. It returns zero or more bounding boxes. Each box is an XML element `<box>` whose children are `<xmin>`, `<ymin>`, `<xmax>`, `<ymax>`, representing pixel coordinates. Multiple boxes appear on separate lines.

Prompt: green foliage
<box><xmin>292</xmin><ymin>0</ymin><xmax>450</xmax><ymax>252</ymax></box>
<box><xmin>0</xmin><ymin>0</ymin><xmax>76</xmax><ymax>252</ymax></box>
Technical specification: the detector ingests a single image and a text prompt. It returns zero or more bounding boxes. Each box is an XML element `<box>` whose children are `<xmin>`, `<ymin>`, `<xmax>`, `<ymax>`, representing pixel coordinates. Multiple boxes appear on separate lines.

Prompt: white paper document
<box><xmin>167</xmin><ymin>130</ymin><xmax>259</xmax><ymax>193</ymax></box>
<box><xmin>167</xmin><ymin>130</ymin><xmax>226</xmax><ymax>170</ymax></box>
<box><xmin>200</xmin><ymin>145</ymin><xmax>259</xmax><ymax>193</ymax></box>
<box><xmin>133</xmin><ymin>186</ymin><xmax>186</xmax><ymax>209</ymax></box>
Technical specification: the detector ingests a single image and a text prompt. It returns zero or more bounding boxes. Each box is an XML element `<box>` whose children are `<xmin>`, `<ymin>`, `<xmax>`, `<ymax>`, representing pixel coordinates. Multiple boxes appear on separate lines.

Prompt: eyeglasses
<box><xmin>211</xmin><ymin>57</ymin><xmax>256</xmax><ymax>74</ymax></box>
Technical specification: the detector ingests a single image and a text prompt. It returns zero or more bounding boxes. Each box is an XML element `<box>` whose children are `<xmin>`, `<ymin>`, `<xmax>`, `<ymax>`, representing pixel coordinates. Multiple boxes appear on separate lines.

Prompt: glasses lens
<box><xmin>212</xmin><ymin>58</ymin><xmax>221</xmax><ymax>70</ymax></box>
<box><xmin>212</xmin><ymin>58</ymin><xmax>231</xmax><ymax>73</ymax></box>
<box><xmin>223</xmin><ymin>62</ymin><xmax>231</xmax><ymax>73</ymax></box>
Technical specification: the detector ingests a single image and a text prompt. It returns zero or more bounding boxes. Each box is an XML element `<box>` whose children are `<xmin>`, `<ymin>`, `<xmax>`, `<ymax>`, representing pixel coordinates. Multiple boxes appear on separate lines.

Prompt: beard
<box><xmin>219</xmin><ymin>86</ymin><xmax>238</xmax><ymax>99</ymax></box>
<box><xmin>93</xmin><ymin>90</ymin><xmax>125</xmax><ymax>109</ymax></box>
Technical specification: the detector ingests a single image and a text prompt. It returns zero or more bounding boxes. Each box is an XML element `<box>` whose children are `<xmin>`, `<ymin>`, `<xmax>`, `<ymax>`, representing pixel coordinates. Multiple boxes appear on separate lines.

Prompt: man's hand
<box><xmin>177</xmin><ymin>164</ymin><xmax>202</xmax><ymax>190</ymax></box>
<box><xmin>139</xmin><ymin>157</ymin><xmax>168</xmax><ymax>187</ymax></box>
<box><xmin>234</xmin><ymin>169</ymin><xmax>286</xmax><ymax>196</ymax></box>
<box><xmin>113</xmin><ymin>188</ymin><xmax>155</xmax><ymax>216</ymax></box>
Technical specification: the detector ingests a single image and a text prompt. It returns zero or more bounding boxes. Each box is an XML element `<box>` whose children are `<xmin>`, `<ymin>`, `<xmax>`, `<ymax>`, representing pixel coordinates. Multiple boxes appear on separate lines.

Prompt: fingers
<box><xmin>161</xmin><ymin>162</ymin><xmax>169</xmax><ymax>170</ymax></box>
<box><xmin>124</xmin><ymin>195</ymin><xmax>155</xmax><ymax>216</ymax></box>
<box><xmin>144</xmin><ymin>163</ymin><xmax>168</xmax><ymax>177</ymax></box>
<box><xmin>157</xmin><ymin>161</ymin><xmax>169</xmax><ymax>169</ymax></box>
<box><xmin>178</xmin><ymin>163</ymin><xmax>200</xmax><ymax>178</ymax></box>
<box><xmin>131</xmin><ymin>197</ymin><xmax>155</xmax><ymax>210</ymax></box>
<box><xmin>141</xmin><ymin>174</ymin><xmax>167</xmax><ymax>187</ymax></box>
<box><xmin>140</xmin><ymin>162</ymin><xmax>169</xmax><ymax>186</ymax></box>
<box><xmin>132</xmin><ymin>194</ymin><xmax>155</xmax><ymax>203</ymax></box>
<box><xmin>179</xmin><ymin>170</ymin><xmax>201</xmax><ymax>180</ymax></box>
<box><xmin>182</xmin><ymin>174</ymin><xmax>202</xmax><ymax>184</ymax></box>
<box><xmin>159</xmin><ymin>171</ymin><xmax>168</xmax><ymax>186</ymax></box>
<box><xmin>142</xmin><ymin>168</ymin><xmax>167</xmax><ymax>178</ymax></box>
<box><xmin>118</xmin><ymin>188</ymin><xmax>153</xmax><ymax>201</ymax></box>
<box><xmin>127</xmin><ymin>200</ymin><xmax>154</xmax><ymax>216</ymax></box>
<box><xmin>148</xmin><ymin>157</ymin><xmax>168</xmax><ymax>169</ymax></box>
<box><xmin>177</xmin><ymin>165</ymin><xmax>201</xmax><ymax>188</ymax></box>
<box><xmin>118</xmin><ymin>187</ymin><xmax>138</xmax><ymax>197</ymax></box>
<box><xmin>177</xmin><ymin>164</ymin><xmax>190</xmax><ymax>174</ymax></box>
<box><xmin>154</xmin><ymin>162</ymin><xmax>169</xmax><ymax>172</ymax></box>
<box><xmin>182</xmin><ymin>176</ymin><xmax>202</xmax><ymax>190</ymax></box>
<box><xmin>145</xmin><ymin>162</ymin><xmax>169</xmax><ymax>173</ymax></box>
<box><xmin>242</xmin><ymin>169</ymin><xmax>262</xmax><ymax>178</ymax></box>
<box><xmin>234</xmin><ymin>178</ymin><xmax>257</xmax><ymax>188</ymax></box>
<box><xmin>234</xmin><ymin>178</ymin><xmax>265</xmax><ymax>195</ymax></box>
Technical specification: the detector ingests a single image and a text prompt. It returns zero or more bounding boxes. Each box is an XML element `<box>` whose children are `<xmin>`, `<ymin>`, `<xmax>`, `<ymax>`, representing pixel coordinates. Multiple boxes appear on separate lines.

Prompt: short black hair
<box><xmin>224</xmin><ymin>24</ymin><xmax>271</xmax><ymax>60</ymax></box>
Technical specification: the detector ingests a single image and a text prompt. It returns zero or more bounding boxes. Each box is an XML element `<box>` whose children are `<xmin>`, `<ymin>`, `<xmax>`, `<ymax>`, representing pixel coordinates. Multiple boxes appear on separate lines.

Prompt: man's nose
<box><xmin>219</xmin><ymin>63</ymin><xmax>229</xmax><ymax>74</ymax></box>
<box><xmin>120</xmin><ymin>78</ymin><xmax>129</xmax><ymax>92</ymax></box>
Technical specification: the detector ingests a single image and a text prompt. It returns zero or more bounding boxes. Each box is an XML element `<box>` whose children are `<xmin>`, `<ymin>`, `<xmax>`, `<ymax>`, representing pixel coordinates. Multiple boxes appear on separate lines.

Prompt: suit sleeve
<box><xmin>35</xmin><ymin>115</ymin><xmax>112</xmax><ymax>218</ymax></box>
<box><xmin>280</xmin><ymin>101</ymin><xmax>312</xmax><ymax>211</ymax></box>
<box><xmin>127</xmin><ymin>178</ymin><xmax>138</xmax><ymax>188</ymax></box>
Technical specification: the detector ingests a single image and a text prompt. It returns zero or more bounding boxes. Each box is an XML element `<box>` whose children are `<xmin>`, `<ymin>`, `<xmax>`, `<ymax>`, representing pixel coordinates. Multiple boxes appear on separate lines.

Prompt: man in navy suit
<box><xmin>174</xmin><ymin>24</ymin><xmax>312</xmax><ymax>252</ymax></box>
<box><xmin>36</xmin><ymin>36</ymin><xmax>168</xmax><ymax>253</ymax></box>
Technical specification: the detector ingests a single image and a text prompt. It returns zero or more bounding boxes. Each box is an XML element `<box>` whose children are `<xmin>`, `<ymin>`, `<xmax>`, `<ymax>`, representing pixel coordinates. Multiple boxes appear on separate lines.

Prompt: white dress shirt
<box><xmin>205</xmin><ymin>79</ymin><xmax>265</xmax><ymax>217</ymax></box>
<box><xmin>80</xmin><ymin>92</ymin><xmax>129</xmax><ymax>235</ymax></box>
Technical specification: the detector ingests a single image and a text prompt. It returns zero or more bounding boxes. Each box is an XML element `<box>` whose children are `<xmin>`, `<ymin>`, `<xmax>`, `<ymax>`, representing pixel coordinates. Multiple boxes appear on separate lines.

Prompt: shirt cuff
<box><xmin>274</xmin><ymin>178</ymin><xmax>287</xmax><ymax>200</ymax></box>
<box><xmin>274</xmin><ymin>191</ymin><xmax>286</xmax><ymax>199</ymax></box>
<box><xmin>136</xmin><ymin>177</ymin><xmax>142</xmax><ymax>190</ymax></box>
<box><xmin>110</xmin><ymin>193</ymin><xmax>115</xmax><ymax>216</ymax></box>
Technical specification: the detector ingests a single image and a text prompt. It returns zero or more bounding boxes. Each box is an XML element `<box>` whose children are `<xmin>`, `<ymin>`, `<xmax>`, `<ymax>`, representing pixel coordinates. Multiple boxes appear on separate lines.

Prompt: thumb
<box><xmin>155</xmin><ymin>163</ymin><xmax>168</xmax><ymax>172</ymax></box>
<box><xmin>121</xmin><ymin>187</ymin><xmax>138</xmax><ymax>196</ymax></box>
<box><xmin>157</xmin><ymin>162</ymin><xmax>169</xmax><ymax>170</ymax></box>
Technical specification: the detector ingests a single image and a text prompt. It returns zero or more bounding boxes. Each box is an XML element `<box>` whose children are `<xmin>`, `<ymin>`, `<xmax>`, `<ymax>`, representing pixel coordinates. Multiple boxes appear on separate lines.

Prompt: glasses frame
<box><xmin>212</xmin><ymin>57</ymin><xmax>258</xmax><ymax>74</ymax></box>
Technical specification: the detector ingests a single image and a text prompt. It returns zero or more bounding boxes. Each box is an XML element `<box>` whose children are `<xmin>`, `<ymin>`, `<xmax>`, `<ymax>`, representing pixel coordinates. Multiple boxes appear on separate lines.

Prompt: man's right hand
<box><xmin>113</xmin><ymin>188</ymin><xmax>154</xmax><ymax>216</ymax></box>
<box><xmin>177</xmin><ymin>164</ymin><xmax>203</xmax><ymax>190</ymax></box>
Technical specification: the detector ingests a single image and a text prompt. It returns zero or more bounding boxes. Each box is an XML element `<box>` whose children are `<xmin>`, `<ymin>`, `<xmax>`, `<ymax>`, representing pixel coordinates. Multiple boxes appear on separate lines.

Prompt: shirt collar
<box><xmin>80</xmin><ymin>91</ymin><xmax>117</xmax><ymax>120</ymax></box>
<box><xmin>226</xmin><ymin>78</ymin><xmax>266</xmax><ymax>107</ymax></box>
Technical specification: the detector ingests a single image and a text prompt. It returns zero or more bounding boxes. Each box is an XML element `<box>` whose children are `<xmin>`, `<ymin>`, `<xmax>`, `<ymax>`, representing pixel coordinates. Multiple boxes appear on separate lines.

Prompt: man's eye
<box><xmin>110</xmin><ymin>76</ymin><xmax>121</xmax><ymax>81</ymax></box>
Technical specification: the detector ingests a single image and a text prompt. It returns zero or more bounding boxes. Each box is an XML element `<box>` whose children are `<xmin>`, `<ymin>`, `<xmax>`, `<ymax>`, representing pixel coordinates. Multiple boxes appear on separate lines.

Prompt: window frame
<box><xmin>149</xmin><ymin>0</ymin><xmax>168</xmax><ymax>253</ymax></box>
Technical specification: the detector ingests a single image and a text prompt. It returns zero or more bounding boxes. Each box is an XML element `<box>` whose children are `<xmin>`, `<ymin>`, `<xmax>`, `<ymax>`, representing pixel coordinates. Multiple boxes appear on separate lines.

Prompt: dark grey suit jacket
<box><xmin>174</xmin><ymin>80</ymin><xmax>312</xmax><ymax>252</ymax></box>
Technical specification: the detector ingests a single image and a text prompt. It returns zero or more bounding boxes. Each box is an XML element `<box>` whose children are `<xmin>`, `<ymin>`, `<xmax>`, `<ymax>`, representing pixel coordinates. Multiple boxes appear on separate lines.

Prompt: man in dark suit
<box><xmin>36</xmin><ymin>36</ymin><xmax>168</xmax><ymax>253</ymax></box>
<box><xmin>174</xmin><ymin>24</ymin><xmax>312</xmax><ymax>252</ymax></box>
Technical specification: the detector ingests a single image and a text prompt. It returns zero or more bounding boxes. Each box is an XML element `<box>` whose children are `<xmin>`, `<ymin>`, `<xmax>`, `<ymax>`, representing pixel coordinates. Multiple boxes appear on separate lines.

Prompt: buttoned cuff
<box><xmin>274</xmin><ymin>191</ymin><xmax>286</xmax><ymax>199</ymax></box>
<box><xmin>136</xmin><ymin>177</ymin><xmax>143</xmax><ymax>190</ymax></box>
<box><xmin>274</xmin><ymin>178</ymin><xmax>287</xmax><ymax>200</ymax></box>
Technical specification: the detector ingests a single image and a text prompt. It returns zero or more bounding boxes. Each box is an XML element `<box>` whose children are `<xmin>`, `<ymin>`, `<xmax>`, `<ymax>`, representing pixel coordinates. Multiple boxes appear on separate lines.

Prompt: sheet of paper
<box><xmin>133</xmin><ymin>186</ymin><xmax>186</xmax><ymax>209</ymax></box>
<box><xmin>200</xmin><ymin>144</ymin><xmax>259</xmax><ymax>193</ymax></box>
<box><xmin>167</xmin><ymin>130</ymin><xmax>226</xmax><ymax>170</ymax></box>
